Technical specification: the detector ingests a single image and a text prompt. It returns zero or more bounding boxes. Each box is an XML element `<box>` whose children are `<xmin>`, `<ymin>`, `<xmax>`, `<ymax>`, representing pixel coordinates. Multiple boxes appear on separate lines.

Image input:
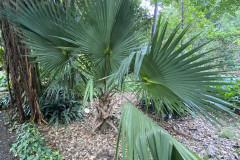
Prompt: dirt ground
<box><xmin>37</xmin><ymin>93</ymin><xmax>240</xmax><ymax>160</ymax></box>
<box><xmin>0</xmin><ymin>111</ymin><xmax>16</xmax><ymax>160</ymax></box>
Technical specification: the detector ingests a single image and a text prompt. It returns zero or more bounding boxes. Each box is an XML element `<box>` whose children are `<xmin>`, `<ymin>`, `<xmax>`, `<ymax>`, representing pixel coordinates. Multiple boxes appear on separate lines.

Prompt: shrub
<box><xmin>224</xmin><ymin>78</ymin><xmax>240</xmax><ymax>107</ymax></box>
<box><xmin>40</xmin><ymin>98</ymin><xmax>82</xmax><ymax>125</ymax></box>
<box><xmin>39</xmin><ymin>87</ymin><xmax>83</xmax><ymax>126</ymax></box>
<box><xmin>10</xmin><ymin>123</ymin><xmax>64</xmax><ymax>160</ymax></box>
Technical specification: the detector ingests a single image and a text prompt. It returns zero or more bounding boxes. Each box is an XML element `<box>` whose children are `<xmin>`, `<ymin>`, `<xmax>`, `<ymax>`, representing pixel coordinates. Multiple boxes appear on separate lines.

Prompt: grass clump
<box><xmin>218</xmin><ymin>128</ymin><xmax>236</xmax><ymax>139</ymax></box>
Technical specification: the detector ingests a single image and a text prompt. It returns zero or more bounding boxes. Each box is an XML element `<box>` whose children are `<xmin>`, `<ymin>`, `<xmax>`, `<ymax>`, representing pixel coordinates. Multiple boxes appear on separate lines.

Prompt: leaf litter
<box><xmin>37</xmin><ymin>93</ymin><xmax>240</xmax><ymax>160</ymax></box>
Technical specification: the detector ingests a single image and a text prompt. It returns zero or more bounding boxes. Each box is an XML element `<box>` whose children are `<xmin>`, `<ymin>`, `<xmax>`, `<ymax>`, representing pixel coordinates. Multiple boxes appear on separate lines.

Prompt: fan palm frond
<box><xmin>136</xmin><ymin>18</ymin><xmax>235</xmax><ymax>122</ymax></box>
<box><xmin>60</xmin><ymin>0</ymin><xmax>148</xmax><ymax>81</ymax></box>
<box><xmin>116</xmin><ymin>103</ymin><xmax>202</xmax><ymax>160</ymax></box>
<box><xmin>2</xmin><ymin>0</ymin><xmax>148</xmax><ymax>84</ymax></box>
<box><xmin>2</xmin><ymin>0</ymin><xmax>79</xmax><ymax>76</ymax></box>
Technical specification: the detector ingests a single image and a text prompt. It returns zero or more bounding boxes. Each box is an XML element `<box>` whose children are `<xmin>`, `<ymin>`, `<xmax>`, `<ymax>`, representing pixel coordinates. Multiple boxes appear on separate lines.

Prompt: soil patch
<box><xmin>0</xmin><ymin>111</ymin><xmax>17</xmax><ymax>160</ymax></box>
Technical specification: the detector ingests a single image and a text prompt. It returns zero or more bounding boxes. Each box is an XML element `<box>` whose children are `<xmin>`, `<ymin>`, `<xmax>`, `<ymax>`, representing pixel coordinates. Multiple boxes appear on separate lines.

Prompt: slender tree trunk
<box><xmin>151</xmin><ymin>2</ymin><xmax>159</xmax><ymax>43</ymax></box>
<box><xmin>181</xmin><ymin>0</ymin><xmax>184</xmax><ymax>46</ymax></box>
<box><xmin>0</xmin><ymin>39</ymin><xmax>14</xmax><ymax>109</ymax></box>
<box><xmin>6</xmin><ymin>64</ymin><xmax>14</xmax><ymax>109</ymax></box>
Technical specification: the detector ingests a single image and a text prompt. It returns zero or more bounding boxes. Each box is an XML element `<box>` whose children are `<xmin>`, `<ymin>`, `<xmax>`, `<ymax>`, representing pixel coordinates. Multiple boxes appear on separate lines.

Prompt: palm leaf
<box><xmin>116</xmin><ymin>103</ymin><xmax>202</xmax><ymax>160</ymax></box>
<box><xmin>2</xmin><ymin>0</ymin><xmax>79</xmax><ymax>76</ymax></box>
<box><xmin>2</xmin><ymin>0</ymin><xmax>148</xmax><ymax>86</ymax></box>
<box><xmin>136</xmin><ymin>18</ymin><xmax>236</xmax><ymax>122</ymax></box>
<box><xmin>60</xmin><ymin>0</ymin><xmax>148</xmax><ymax>81</ymax></box>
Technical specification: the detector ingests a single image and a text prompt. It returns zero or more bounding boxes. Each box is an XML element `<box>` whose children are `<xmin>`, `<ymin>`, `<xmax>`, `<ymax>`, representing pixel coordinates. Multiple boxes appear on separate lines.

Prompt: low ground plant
<box><xmin>218</xmin><ymin>128</ymin><xmax>236</xmax><ymax>139</ymax></box>
<box><xmin>10</xmin><ymin>123</ymin><xmax>64</xmax><ymax>160</ymax></box>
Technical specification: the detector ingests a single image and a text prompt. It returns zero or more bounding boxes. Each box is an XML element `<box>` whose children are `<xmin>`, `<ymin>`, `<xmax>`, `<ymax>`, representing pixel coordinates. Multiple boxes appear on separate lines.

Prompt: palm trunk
<box><xmin>92</xmin><ymin>46</ymin><xmax>118</xmax><ymax>132</ymax></box>
<box><xmin>93</xmin><ymin>92</ymin><xmax>118</xmax><ymax>132</ymax></box>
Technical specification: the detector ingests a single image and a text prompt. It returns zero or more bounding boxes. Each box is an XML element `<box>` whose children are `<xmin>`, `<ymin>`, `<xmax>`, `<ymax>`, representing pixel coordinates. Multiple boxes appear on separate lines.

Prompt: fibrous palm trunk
<box><xmin>93</xmin><ymin>92</ymin><xmax>118</xmax><ymax>132</ymax></box>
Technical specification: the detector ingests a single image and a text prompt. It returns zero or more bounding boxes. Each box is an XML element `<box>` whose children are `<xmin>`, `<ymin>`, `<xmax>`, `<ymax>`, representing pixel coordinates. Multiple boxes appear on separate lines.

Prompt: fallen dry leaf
<box><xmin>37</xmin><ymin>93</ymin><xmax>240</xmax><ymax>160</ymax></box>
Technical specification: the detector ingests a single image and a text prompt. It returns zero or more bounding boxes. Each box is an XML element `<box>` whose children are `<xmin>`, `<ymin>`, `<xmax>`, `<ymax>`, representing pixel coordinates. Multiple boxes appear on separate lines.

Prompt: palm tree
<box><xmin>2</xmin><ymin>0</ymin><xmax>150</xmax><ymax>130</ymax></box>
<box><xmin>1</xmin><ymin>0</ymin><xmax>236</xmax><ymax>159</ymax></box>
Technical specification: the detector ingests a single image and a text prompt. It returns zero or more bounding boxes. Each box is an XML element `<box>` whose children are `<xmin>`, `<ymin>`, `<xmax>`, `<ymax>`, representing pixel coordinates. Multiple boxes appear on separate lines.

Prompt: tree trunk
<box><xmin>0</xmin><ymin>18</ymin><xmax>25</xmax><ymax>122</ymax></box>
<box><xmin>0</xmin><ymin>0</ymin><xmax>46</xmax><ymax>124</ymax></box>
<box><xmin>93</xmin><ymin>92</ymin><xmax>118</xmax><ymax>132</ymax></box>
<box><xmin>181</xmin><ymin>0</ymin><xmax>184</xmax><ymax>46</ymax></box>
<box><xmin>151</xmin><ymin>1</ymin><xmax>159</xmax><ymax>43</ymax></box>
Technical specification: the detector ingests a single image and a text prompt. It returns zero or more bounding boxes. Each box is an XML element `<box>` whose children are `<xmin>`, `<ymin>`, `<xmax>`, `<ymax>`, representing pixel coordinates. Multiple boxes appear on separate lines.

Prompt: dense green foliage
<box><xmin>39</xmin><ymin>84</ymin><xmax>83</xmax><ymax>126</ymax></box>
<box><xmin>190</xmin><ymin>0</ymin><xmax>240</xmax><ymax>15</ymax></box>
<box><xmin>40</xmin><ymin>97</ymin><xmax>83</xmax><ymax>126</ymax></box>
<box><xmin>158</xmin><ymin>0</ymin><xmax>240</xmax><ymax>72</ymax></box>
<box><xmin>10</xmin><ymin>123</ymin><xmax>64</xmax><ymax>160</ymax></box>
<box><xmin>214</xmin><ymin>76</ymin><xmax>240</xmax><ymax>108</ymax></box>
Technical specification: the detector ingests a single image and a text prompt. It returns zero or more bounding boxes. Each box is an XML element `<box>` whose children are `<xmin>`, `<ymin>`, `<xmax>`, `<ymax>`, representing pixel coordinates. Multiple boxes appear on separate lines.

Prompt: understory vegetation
<box><xmin>10</xmin><ymin>123</ymin><xmax>64</xmax><ymax>160</ymax></box>
<box><xmin>0</xmin><ymin>0</ymin><xmax>239</xmax><ymax>159</ymax></box>
<box><xmin>40</xmin><ymin>91</ymin><xmax>83</xmax><ymax>126</ymax></box>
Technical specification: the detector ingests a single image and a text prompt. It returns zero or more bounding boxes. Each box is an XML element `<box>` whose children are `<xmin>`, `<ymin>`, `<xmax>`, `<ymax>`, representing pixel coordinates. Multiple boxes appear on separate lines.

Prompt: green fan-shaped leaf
<box><xmin>137</xmin><ymin>18</ymin><xmax>236</xmax><ymax>122</ymax></box>
<box><xmin>2</xmin><ymin>0</ymin><xmax>79</xmax><ymax>76</ymax></box>
<box><xmin>60</xmin><ymin>0</ymin><xmax>148</xmax><ymax>81</ymax></box>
